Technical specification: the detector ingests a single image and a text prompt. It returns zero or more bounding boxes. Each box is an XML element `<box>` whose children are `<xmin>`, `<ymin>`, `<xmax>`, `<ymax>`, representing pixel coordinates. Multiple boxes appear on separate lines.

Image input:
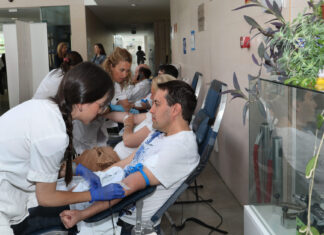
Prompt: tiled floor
<box><xmin>160</xmin><ymin>151</ymin><xmax>243</xmax><ymax>235</ymax></box>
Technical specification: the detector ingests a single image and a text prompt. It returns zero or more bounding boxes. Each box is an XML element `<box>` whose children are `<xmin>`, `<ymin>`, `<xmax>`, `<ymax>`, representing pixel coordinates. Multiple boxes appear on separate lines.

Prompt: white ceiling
<box><xmin>0</xmin><ymin>0</ymin><xmax>170</xmax><ymax>30</ymax></box>
<box><xmin>87</xmin><ymin>0</ymin><xmax>170</xmax><ymax>26</ymax></box>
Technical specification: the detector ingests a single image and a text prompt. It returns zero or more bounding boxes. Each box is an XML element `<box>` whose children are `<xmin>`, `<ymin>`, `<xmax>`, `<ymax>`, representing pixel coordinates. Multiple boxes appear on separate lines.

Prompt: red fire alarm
<box><xmin>240</xmin><ymin>36</ymin><xmax>250</xmax><ymax>48</ymax></box>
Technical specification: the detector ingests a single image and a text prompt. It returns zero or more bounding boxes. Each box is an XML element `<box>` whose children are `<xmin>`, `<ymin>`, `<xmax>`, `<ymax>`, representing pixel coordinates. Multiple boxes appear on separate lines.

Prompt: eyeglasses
<box><xmin>95</xmin><ymin>101</ymin><xmax>109</xmax><ymax>115</ymax></box>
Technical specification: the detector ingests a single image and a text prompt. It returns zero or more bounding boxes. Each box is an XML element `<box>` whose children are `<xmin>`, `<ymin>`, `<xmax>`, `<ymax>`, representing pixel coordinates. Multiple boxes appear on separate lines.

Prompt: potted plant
<box><xmin>226</xmin><ymin>1</ymin><xmax>324</xmax><ymax>234</ymax></box>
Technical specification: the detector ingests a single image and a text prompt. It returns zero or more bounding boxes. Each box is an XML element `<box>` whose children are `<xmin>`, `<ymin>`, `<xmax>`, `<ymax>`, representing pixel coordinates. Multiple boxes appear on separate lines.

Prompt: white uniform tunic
<box><xmin>0</xmin><ymin>99</ymin><xmax>68</xmax><ymax>233</ymax></box>
<box><xmin>111</xmin><ymin>83</ymin><xmax>127</xmax><ymax>105</ymax></box>
<box><xmin>33</xmin><ymin>68</ymin><xmax>64</xmax><ymax>99</ymax></box>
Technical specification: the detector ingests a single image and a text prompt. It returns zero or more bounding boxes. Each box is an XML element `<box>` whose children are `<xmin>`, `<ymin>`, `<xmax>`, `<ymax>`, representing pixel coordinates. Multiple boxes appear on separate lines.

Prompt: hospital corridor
<box><xmin>0</xmin><ymin>0</ymin><xmax>323</xmax><ymax>235</ymax></box>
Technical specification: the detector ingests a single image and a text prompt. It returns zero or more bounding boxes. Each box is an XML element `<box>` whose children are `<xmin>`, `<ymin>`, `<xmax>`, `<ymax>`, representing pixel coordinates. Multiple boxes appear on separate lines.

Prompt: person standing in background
<box><xmin>54</xmin><ymin>42</ymin><xmax>68</xmax><ymax>69</ymax></box>
<box><xmin>91</xmin><ymin>43</ymin><xmax>106</xmax><ymax>65</ymax></box>
<box><xmin>136</xmin><ymin>46</ymin><xmax>146</xmax><ymax>65</ymax></box>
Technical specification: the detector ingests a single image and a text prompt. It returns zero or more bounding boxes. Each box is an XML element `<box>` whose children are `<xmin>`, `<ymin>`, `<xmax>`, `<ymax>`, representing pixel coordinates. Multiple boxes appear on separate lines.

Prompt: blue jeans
<box><xmin>11</xmin><ymin>206</ymin><xmax>78</xmax><ymax>235</ymax></box>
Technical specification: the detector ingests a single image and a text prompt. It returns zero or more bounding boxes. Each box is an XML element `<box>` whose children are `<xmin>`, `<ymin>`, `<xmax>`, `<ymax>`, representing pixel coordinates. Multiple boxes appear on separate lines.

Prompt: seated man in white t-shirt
<box><xmin>59</xmin><ymin>80</ymin><xmax>199</xmax><ymax>234</ymax></box>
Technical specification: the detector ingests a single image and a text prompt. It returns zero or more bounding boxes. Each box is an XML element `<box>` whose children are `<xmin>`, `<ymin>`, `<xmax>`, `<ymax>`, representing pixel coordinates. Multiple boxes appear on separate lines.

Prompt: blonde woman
<box><xmin>54</xmin><ymin>42</ymin><xmax>68</xmax><ymax>68</ymax></box>
<box><xmin>73</xmin><ymin>47</ymin><xmax>133</xmax><ymax>154</ymax></box>
<box><xmin>102</xmin><ymin>47</ymin><xmax>132</xmax><ymax>111</ymax></box>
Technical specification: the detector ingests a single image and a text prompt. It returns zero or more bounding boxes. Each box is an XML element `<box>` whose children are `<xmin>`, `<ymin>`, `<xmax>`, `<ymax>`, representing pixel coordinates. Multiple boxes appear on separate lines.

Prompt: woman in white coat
<box><xmin>33</xmin><ymin>51</ymin><xmax>83</xmax><ymax>99</ymax></box>
<box><xmin>0</xmin><ymin>62</ymin><xmax>125</xmax><ymax>234</ymax></box>
<box><xmin>73</xmin><ymin>47</ymin><xmax>133</xmax><ymax>154</ymax></box>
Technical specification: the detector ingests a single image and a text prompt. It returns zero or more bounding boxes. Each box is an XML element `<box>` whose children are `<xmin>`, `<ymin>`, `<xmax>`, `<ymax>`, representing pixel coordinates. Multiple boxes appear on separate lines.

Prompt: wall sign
<box><xmin>198</xmin><ymin>3</ymin><xmax>205</xmax><ymax>32</ymax></box>
<box><xmin>190</xmin><ymin>30</ymin><xmax>195</xmax><ymax>51</ymax></box>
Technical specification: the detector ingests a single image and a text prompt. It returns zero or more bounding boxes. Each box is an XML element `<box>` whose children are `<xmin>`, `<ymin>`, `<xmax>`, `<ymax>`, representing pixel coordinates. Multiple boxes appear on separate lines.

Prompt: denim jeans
<box><xmin>118</xmin><ymin>218</ymin><xmax>161</xmax><ymax>235</ymax></box>
<box><xmin>11</xmin><ymin>205</ymin><xmax>77</xmax><ymax>235</ymax></box>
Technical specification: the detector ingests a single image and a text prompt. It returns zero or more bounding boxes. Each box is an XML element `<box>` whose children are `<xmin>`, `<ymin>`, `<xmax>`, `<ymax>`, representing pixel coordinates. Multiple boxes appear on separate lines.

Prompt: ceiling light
<box><xmin>131</xmin><ymin>3</ymin><xmax>136</xmax><ymax>7</ymax></box>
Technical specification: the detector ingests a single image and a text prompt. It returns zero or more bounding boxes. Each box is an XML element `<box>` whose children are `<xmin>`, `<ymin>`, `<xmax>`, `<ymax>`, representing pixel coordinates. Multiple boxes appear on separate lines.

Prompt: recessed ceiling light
<box><xmin>131</xmin><ymin>3</ymin><xmax>136</xmax><ymax>7</ymax></box>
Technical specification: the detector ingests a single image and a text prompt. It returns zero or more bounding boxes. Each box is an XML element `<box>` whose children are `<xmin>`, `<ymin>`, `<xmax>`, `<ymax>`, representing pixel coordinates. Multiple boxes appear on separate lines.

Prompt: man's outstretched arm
<box><xmin>60</xmin><ymin>167</ymin><xmax>160</xmax><ymax>229</ymax></box>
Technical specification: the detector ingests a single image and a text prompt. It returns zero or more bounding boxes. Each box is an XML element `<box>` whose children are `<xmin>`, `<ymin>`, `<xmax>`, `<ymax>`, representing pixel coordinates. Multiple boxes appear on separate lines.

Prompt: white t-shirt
<box><xmin>126</xmin><ymin>79</ymin><xmax>151</xmax><ymax>103</ymax></box>
<box><xmin>121</xmin><ymin>130</ymin><xmax>199</xmax><ymax>225</ymax></box>
<box><xmin>33</xmin><ymin>68</ymin><xmax>64</xmax><ymax>99</ymax></box>
<box><xmin>114</xmin><ymin>112</ymin><xmax>154</xmax><ymax>159</ymax></box>
<box><xmin>0</xmin><ymin>99</ymin><xmax>68</xmax><ymax>229</ymax></box>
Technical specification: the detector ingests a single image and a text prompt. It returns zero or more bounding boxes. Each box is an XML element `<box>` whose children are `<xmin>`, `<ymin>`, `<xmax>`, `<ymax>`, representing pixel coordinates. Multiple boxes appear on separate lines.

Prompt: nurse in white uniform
<box><xmin>103</xmin><ymin>47</ymin><xmax>132</xmax><ymax>110</ymax></box>
<box><xmin>0</xmin><ymin>62</ymin><xmax>125</xmax><ymax>234</ymax></box>
<box><xmin>33</xmin><ymin>51</ymin><xmax>83</xmax><ymax>100</ymax></box>
<box><xmin>73</xmin><ymin>47</ymin><xmax>133</xmax><ymax>154</ymax></box>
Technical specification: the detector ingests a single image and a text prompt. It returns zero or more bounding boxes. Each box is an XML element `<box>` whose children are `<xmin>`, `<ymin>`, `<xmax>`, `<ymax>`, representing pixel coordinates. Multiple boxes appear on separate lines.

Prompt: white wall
<box><xmin>85</xmin><ymin>7</ymin><xmax>114</xmax><ymax>60</ymax></box>
<box><xmin>170</xmin><ymin>0</ymin><xmax>308</xmax><ymax>204</ymax></box>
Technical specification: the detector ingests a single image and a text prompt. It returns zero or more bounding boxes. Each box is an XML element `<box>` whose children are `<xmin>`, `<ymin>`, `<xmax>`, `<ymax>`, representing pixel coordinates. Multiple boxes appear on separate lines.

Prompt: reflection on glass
<box><xmin>41</xmin><ymin>6</ymin><xmax>71</xmax><ymax>70</ymax></box>
<box><xmin>249</xmin><ymin>79</ymin><xmax>324</xmax><ymax>233</ymax></box>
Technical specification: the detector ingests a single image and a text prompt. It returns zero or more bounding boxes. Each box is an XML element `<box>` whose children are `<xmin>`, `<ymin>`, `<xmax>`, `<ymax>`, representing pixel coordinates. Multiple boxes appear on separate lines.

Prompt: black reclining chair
<box><xmin>191</xmin><ymin>72</ymin><xmax>203</xmax><ymax>98</ymax></box>
<box><xmin>32</xmin><ymin>79</ymin><xmax>227</xmax><ymax>235</ymax></box>
<box><xmin>84</xmin><ymin>79</ymin><xmax>228</xmax><ymax>233</ymax></box>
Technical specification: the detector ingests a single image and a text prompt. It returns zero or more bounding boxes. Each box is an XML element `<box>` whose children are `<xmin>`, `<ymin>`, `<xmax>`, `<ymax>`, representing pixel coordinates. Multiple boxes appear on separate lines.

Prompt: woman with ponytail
<box><xmin>34</xmin><ymin>51</ymin><xmax>83</xmax><ymax>99</ymax></box>
<box><xmin>0</xmin><ymin>62</ymin><xmax>125</xmax><ymax>235</ymax></box>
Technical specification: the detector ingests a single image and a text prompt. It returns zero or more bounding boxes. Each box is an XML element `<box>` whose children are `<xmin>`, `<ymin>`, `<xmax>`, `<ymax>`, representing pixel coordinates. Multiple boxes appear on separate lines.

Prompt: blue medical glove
<box><xmin>90</xmin><ymin>183</ymin><xmax>125</xmax><ymax>202</ymax></box>
<box><xmin>129</xmin><ymin>108</ymin><xmax>139</xmax><ymax>114</ymax></box>
<box><xmin>75</xmin><ymin>164</ymin><xmax>101</xmax><ymax>189</ymax></box>
<box><xmin>109</xmin><ymin>104</ymin><xmax>125</xmax><ymax>112</ymax></box>
<box><xmin>141</xmin><ymin>99</ymin><xmax>148</xmax><ymax>104</ymax></box>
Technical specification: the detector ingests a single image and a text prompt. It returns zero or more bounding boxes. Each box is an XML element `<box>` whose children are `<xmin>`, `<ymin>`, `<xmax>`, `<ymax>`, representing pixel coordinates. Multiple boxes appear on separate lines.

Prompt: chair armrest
<box><xmin>84</xmin><ymin>186</ymin><xmax>156</xmax><ymax>223</ymax></box>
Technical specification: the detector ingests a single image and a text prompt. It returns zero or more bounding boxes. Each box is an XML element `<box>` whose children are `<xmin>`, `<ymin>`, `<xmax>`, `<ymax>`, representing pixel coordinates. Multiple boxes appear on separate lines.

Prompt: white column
<box><xmin>3</xmin><ymin>21</ymin><xmax>49</xmax><ymax>108</ymax></box>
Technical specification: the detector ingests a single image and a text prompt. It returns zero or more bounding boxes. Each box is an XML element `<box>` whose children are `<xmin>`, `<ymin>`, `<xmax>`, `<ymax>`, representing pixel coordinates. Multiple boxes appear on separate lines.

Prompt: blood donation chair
<box><xmin>84</xmin><ymin>79</ymin><xmax>228</xmax><ymax>234</ymax></box>
<box><xmin>33</xmin><ymin>79</ymin><xmax>227</xmax><ymax>235</ymax></box>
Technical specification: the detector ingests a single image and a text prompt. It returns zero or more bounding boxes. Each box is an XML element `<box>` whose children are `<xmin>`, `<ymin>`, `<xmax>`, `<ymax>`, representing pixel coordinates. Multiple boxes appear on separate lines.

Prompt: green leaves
<box><xmin>317</xmin><ymin>114</ymin><xmax>324</xmax><ymax>130</ymax></box>
<box><xmin>305</xmin><ymin>156</ymin><xmax>316</xmax><ymax>179</ymax></box>
<box><xmin>244</xmin><ymin>15</ymin><xmax>263</xmax><ymax>33</ymax></box>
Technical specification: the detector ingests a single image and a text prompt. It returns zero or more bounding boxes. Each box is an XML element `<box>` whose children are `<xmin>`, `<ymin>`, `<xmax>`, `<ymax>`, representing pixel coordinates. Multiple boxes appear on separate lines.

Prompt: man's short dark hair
<box><xmin>158</xmin><ymin>64</ymin><xmax>179</xmax><ymax>78</ymax></box>
<box><xmin>157</xmin><ymin>80</ymin><xmax>197</xmax><ymax>123</ymax></box>
<box><xmin>139</xmin><ymin>67</ymin><xmax>151</xmax><ymax>79</ymax></box>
